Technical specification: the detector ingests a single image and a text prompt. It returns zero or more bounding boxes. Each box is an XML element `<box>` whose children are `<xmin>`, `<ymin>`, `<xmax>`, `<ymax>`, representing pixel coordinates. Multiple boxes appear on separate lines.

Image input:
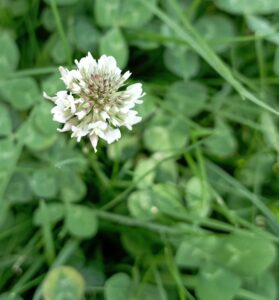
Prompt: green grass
<box><xmin>1</xmin><ymin>0</ymin><xmax>279</xmax><ymax>299</ymax></box>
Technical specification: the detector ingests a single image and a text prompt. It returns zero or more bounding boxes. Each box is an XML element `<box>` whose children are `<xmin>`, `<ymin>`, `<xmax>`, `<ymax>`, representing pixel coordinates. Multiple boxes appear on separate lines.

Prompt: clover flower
<box><xmin>44</xmin><ymin>53</ymin><xmax>144</xmax><ymax>152</ymax></box>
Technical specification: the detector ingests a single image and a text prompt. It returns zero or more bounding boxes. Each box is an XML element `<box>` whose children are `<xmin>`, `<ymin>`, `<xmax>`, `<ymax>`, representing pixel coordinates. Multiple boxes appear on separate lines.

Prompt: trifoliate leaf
<box><xmin>0</xmin><ymin>32</ymin><xmax>19</xmax><ymax>74</ymax></box>
<box><xmin>196</xmin><ymin>264</ymin><xmax>242</xmax><ymax>300</ymax></box>
<box><xmin>43</xmin><ymin>266</ymin><xmax>85</xmax><ymax>300</ymax></box>
<box><xmin>0</xmin><ymin>77</ymin><xmax>41</xmax><ymax>110</ymax></box>
<box><xmin>165</xmin><ymin>81</ymin><xmax>207</xmax><ymax>117</ymax></box>
<box><xmin>33</xmin><ymin>202</ymin><xmax>64</xmax><ymax>226</ymax></box>
<box><xmin>217</xmin><ymin>233</ymin><xmax>277</xmax><ymax>276</ymax></box>
<box><xmin>30</xmin><ymin>169</ymin><xmax>59</xmax><ymax>199</ymax></box>
<box><xmin>65</xmin><ymin>204</ymin><xmax>98</xmax><ymax>239</ymax></box>
<box><xmin>195</xmin><ymin>15</ymin><xmax>236</xmax><ymax>53</ymax></box>
<box><xmin>104</xmin><ymin>273</ymin><xmax>132</xmax><ymax>300</ymax></box>
<box><xmin>100</xmin><ymin>28</ymin><xmax>128</xmax><ymax>68</ymax></box>
<box><xmin>164</xmin><ymin>46</ymin><xmax>200</xmax><ymax>79</ymax></box>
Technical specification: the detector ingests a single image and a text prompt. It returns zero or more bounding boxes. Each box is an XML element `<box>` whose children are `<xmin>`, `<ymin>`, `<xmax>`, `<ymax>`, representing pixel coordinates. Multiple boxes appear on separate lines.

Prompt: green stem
<box><xmin>50</xmin><ymin>0</ymin><xmax>72</xmax><ymax>66</ymax></box>
<box><xmin>40</xmin><ymin>201</ymin><xmax>56</xmax><ymax>265</ymax></box>
<box><xmin>101</xmin><ymin>141</ymin><xmax>204</xmax><ymax>210</ymax></box>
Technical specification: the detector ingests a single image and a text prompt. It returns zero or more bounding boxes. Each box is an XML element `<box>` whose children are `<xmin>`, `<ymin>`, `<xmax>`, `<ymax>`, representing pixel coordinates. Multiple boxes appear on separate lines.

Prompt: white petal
<box><xmin>71</xmin><ymin>125</ymin><xmax>89</xmax><ymax>142</ymax></box>
<box><xmin>59</xmin><ymin>67</ymin><xmax>79</xmax><ymax>88</ymax></box>
<box><xmin>100</xmin><ymin>111</ymin><xmax>110</xmax><ymax>121</ymax></box>
<box><xmin>122</xmin><ymin>71</ymin><xmax>131</xmax><ymax>81</ymax></box>
<box><xmin>58</xmin><ymin>122</ymin><xmax>72</xmax><ymax>132</ymax></box>
<box><xmin>98</xmin><ymin>55</ymin><xmax>121</xmax><ymax>75</ymax></box>
<box><xmin>101</xmin><ymin>128</ymin><xmax>121</xmax><ymax>144</ymax></box>
<box><xmin>51</xmin><ymin>106</ymin><xmax>67</xmax><ymax>123</ymax></box>
<box><xmin>89</xmin><ymin>134</ymin><xmax>99</xmax><ymax>152</ymax></box>
<box><xmin>124</xmin><ymin>110</ymin><xmax>142</xmax><ymax>129</ymax></box>
<box><xmin>43</xmin><ymin>91</ymin><xmax>53</xmax><ymax>101</ymax></box>
<box><xmin>66</xmin><ymin>94</ymin><xmax>76</xmax><ymax>113</ymax></box>
<box><xmin>88</xmin><ymin>121</ymin><xmax>107</xmax><ymax>131</ymax></box>
<box><xmin>75</xmin><ymin>110</ymin><xmax>87</xmax><ymax>120</ymax></box>
<box><xmin>75</xmin><ymin>52</ymin><xmax>97</xmax><ymax>78</ymax></box>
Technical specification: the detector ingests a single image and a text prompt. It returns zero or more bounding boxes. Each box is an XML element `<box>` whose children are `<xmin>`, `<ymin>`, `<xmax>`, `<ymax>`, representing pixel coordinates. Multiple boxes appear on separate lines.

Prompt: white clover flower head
<box><xmin>44</xmin><ymin>53</ymin><xmax>144</xmax><ymax>152</ymax></box>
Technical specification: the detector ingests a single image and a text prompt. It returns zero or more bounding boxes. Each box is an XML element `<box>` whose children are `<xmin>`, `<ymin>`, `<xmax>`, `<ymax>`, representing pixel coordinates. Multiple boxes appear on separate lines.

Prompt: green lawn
<box><xmin>1</xmin><ymin>0</ymin><xmax>279</xmax><ymax>299</ymax></box>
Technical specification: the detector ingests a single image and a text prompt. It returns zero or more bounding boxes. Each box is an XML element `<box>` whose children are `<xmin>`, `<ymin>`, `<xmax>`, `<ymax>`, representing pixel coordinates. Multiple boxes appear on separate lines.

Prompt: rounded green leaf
<box><xmin>17</xmin><ymin>117</ymin><xmax>57</xmax><ymax>151</ymax></box>
<box><xmin>108</xmin><ymin>135</ymin><xmax>139</xmax><ymax>161</ymax></box>
<box><xmin>236</xmin><ymin>152</ymin><xmax>274</xmax><ymax>188</ymax></box>
<box><xmin>155</xmin><ymin>159</ymin><xmax>178</xmax><ymax>183</ymax></box>
<box><xmin>0</xmin><ymin>103</ymin><xmax>12</xmax><ymax>136</ymax></box>
<box><xmin>0</xmin><ymin>139</ymin><xmax>17</xmax><ymax>170</ymax></box>
<box><xmin>121</xmin><ymin>232</ymin><xmax>153</xmax><ymax>257</ymax></box>
<box><xmin>218</xmin><ymin>233</ymin><xmax>277</xmax><ymax>276</ymax></box>
<box><xmin>246</xmin><ymin>15</ymin><xmax>279</xmax><ymax>46</ymax></box>
<box><xmin>196</xmin><ymin>265</ymin><xmax>242</xmax><ymax>300</ymax></box>
<box><xmin>128</xmin><ymin>189</ymin><xmax>157</xmax><ymax>221</ymax></box>
<box><xmin>59</xmin><ymin>171</ymin><xmax>86</xmax><ymax>202</ymax></box>
<box><xmin>95</xmin><ymin>0</ymin><xmax>157</xmax><ymax>29</ymax></box>
<box><xmin>33</xmin><ymin>203</ymin><xmax>64</xmax><ymax>226</ymax></box>
<box><xmin>137</xmin><ymin>284</ymin><xmax>163</xmax><ymax>300</ymax></box>
<box><xmin>133</xmin><ymin>158</ymin><xmax>156</xmax><ymax>189</ymax></box>
<box><xmin>72</xmin><ymin>17</ymin><xmax>100</xmax><ymax>53</ymax></box>
<box><xmin>143</xmin><ymin>126</ymin><xmax>172</xmax><ymax>152</ymax></box>
<box><xmin>0</xmin><ymin>77</ymin><xmax>40</xmax><ymax>110</ymax></box>
<box><xmin>215</xmin><ymin>0</ymin><xmax>279</xmax><ymax>15</ymax></box>
<box><xmin>143</xmin><ymin>116</ymin><xmax>188</xmax><ymax>152</ymax></box>
<box><xmin>5</xmin><ymin>173</ymin><xmax>33</xmax><ymax>203</ymax></box>
<box><xmin>94</xmin><ymin>0</ymin><xmax>120</xmax><ymax>27</ymax></box>
<box><xmin>34</xmin><ymin>102</ymin><xmax>57</xmax><ymax>135</ymax></box>
<box><xmin>41</xmin><ymin>8</ymin><xmax>69</xmax><ymax>32</ymax></box>
<box><xmin>246</xmin><ymin>272</ymin><xmax>278</xmax><ymax>300</ymax></box>
<box><xmin>204</xmin><ymin>118</ymin><xmax>237</xmax><ymax>158</ymax></box>
<box><xmin>30</xmin><ymin>169</ymin><xmax>58</xmax><ymax>199</ymax></box>
<box><xmin>195</xmin><ymin>15</ymin><xmax>236</xmax><ymax>53</ymax></box>
<box><xmin>185</xmin><ymin>177</ymin><xmax>211</xmax><ymax>218</ymax></box>
<box><xmin>176</xmin><ymin>235</ymin><xmax>220</xmax><ymax>268</ymax></box>
<box><xmin>42</xmin><ymin>139</ymin><xmax>87</xmax><ymax>172</ymax></box>
<box><xmin>261</xmin><ymin>112</ymin><xmax>279</xmax><ymax>151</ymax></box>
<box><xmin>65</xmin><ymin>204</ymin><xmax>98</xmax><ymax>239</ymax></box>
<box><xmin>51</xmin><ymin>38</ymin><xmax>67</xmax><ymax>64</ymax></box>
<box><xmin>165</xmin><ymin>81</ymin><xmax>207</xmax><ymax>117</ymax></box>
<box><xmin>164</xmin><ymin>47</ymin><xmax>200</xmax><ymax>79</ymax></box>
<box><xmin>130</xmin><ymin>20</ymin><xmax>160</xmax><ymax>50</ymax></box>
<box><xmin>42</xmin><ymin>72</ymin><xmax>65</xmax><ymax>96</ymax></box>
<box><xmin>151</xmin><ymin>183</ymin><xmax>184</xmax><ymax>216</ymax></box>
<box><xmin>100</xmin><ymin>28</ymin><xmax>128</xmax><ymax>68</ymax></box>
<box><xmin>0</xmin><ymin>139</ymin><xmax>17</xmax><ymax>197</ymax></box>
<box><xmin>0</xmin><ymin>32</ymin><xmax>19</xmax><ymax>73</ymax></box>
<box><xmin>43</xmin><ymin>266</ymin><xmax>85</xmax><ymax>300</ymax></box>
<box><xmin>136</xmin><ymin>92</ymin><xmax>158</xmax><ymax>120</ymax></box>
<box><xmin>104</xmin><ymin>273</ymin><xmax>132</xmax><ymax>300</ymax></box>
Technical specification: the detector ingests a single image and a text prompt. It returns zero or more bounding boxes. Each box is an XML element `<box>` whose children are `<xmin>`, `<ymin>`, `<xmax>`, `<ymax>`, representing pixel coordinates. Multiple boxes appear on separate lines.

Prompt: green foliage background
<box><xmin>1</xmin><ymin>0</ymin><xmax>279</xmax><ymax>299</ymax></box>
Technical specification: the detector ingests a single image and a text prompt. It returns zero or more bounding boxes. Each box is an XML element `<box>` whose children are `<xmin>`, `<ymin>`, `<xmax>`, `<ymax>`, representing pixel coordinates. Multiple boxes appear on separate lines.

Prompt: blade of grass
<box><xmin>206</xmin><ymin>161</ymin><xmax>279</xmax><ymax>234</ymax></box>
<box><xmin>101</xmin><ymin>140</ymin><xmax>205</xmax><ymax>210</ymax></box>
<box><xmin>154</xmin><ymin>268</ymin><xmax>168</xmax><ymax>300</ymax></box>
<box><xmin>140</xmin><ymin>0</ymin><xmax>279</xmax><ymax>116</ymax></box>
<box><xmin>95</xmin><ymin>210</ymin><xmax>204</xmax><ymax>236</ymax></box>
<box><xmin>39</xmin><ymin>201</ymin><xmax>56</xmax><ymax>265</ymax></box>
<box><xmin>50</xmin><ymin>0</ymin><xmax>72</xmax><ymax>66</ymax></box>
<box><xmin>255</xmin><ymin>37</ymin><xmax>267</xmax><ymax>93</ymax></box>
